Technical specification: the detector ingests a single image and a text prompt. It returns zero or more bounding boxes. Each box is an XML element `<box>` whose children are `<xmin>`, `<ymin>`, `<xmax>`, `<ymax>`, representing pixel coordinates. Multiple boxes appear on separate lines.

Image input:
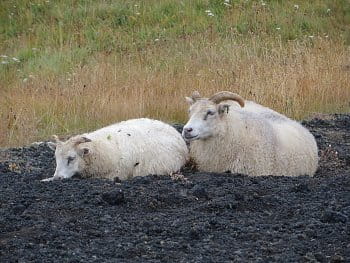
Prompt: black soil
<box><xmin>0</xmin><ymin>114</ymin><xmax>349</xmax><ymax>262</ymax></box>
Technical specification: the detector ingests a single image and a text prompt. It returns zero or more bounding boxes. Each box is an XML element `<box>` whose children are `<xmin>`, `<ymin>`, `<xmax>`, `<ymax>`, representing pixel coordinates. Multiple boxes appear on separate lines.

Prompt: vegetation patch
<box><xmin>1</xmin><ymin>0</ymin><xmax>349</xmax><ymax>146</ymax></box>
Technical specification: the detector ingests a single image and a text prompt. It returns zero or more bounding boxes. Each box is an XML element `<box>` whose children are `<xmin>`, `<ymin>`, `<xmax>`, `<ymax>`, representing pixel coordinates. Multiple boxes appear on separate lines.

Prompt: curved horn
<box><xmin>209</xmin><ymin>91</ymin><xmax>245</xmax><ymax>107</ymax></box>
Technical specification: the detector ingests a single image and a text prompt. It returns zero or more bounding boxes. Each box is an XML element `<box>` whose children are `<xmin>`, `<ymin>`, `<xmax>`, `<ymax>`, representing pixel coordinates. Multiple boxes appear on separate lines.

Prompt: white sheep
<box><xmin>182</xmin><ymin>91</ymin><xmax>318</xmax><ymax>176</ymax></box>
<box><xmin>42</xmin><ymin>118</ymin><xmax>189</xmax><ymax>181</ymax></box>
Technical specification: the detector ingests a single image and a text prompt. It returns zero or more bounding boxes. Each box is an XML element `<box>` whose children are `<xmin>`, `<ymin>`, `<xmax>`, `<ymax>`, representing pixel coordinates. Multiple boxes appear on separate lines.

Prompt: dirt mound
<box><xmin>0</xmin><ymin>114</ymin><xmax>349</xmax><ymax>262</ymax></box>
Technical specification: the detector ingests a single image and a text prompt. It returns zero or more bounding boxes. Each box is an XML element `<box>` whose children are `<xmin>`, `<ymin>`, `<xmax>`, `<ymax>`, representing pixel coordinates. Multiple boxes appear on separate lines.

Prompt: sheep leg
<box><xmin>41</xmin><ymin>176</ymin><xmax>59</xmax><ymax>182</ymax></box>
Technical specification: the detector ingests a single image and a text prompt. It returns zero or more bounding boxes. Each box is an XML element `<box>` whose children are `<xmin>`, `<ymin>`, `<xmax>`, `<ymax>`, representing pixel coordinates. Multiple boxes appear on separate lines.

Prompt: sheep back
<box><xmin>190</xmin><ymin>103</ymin><xmax>318</xmax><ymax>176</ymax></box>
<box><xmin>82</xmin><ymin>118</ymin><xmax>189</xmax><ymax>180</ymax></box>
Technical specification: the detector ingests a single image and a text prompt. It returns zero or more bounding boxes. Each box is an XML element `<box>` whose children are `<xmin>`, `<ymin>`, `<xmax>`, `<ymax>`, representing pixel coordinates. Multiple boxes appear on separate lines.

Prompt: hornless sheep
<box><xmin>182</xmin><ymin>91</ymin><xmax>318</xmax><ymax>176</ymax></box>
<box><xmin>42</xmin><ymin>118</ymin><xmax>189</xmax><ymax>181</ymax></box>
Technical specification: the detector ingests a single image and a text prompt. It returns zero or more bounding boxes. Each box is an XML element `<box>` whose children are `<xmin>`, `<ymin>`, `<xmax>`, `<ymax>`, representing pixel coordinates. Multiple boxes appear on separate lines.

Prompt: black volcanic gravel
<box><xmin>0</xmin><ymin>114</ymin><xmax>350</xmax><ymax>262</ymax></box>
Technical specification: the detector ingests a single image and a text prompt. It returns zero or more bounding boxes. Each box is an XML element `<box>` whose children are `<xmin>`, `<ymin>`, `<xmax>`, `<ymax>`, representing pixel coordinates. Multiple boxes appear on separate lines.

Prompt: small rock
<box><xmin>234</xmin><ymin>192</ymin><xmax>244</xmax><ymax>201</ymax></box>
<box><xmin>314</xmin><ymin>134</ymin><xmax>322</xmax><ymax>139</ymax></box>
<box><xmin>12</xmin><ymin>204</ymin><xmax>26</xmax><ymax>214</ymax></box>
<box><xmin>296</xmin><ymin>233</ymin><xmax>306</xmax><ymax>240</ymax></box>
<box><xmin>191</xmin><ymin>184</ymin><xmax>209</xmax><ymax>199</ymax></box>
<box><xmin>345</xmin><ymin>156</ymin><xmax>350</xmax><ymax>166</ymax></box>
<box><xmin>321</xmin><ymin>210</ymin><xmax>348</xmax><ymax>224</ymax></box>
<box><xmin>314</xmin><ymin>252</ymin><xmax>325</xmax><ymax>262</ymax></box>
<box><xmin>291</xmin><ymin>183</ymin><xmax>310</xmax><ymax>193</ymax></box>
<box><xmin>189</xmin><ymin>227</ymin><xmax>202</xmax><ymax>240</ymax></box>
<box><xmin>113</xmin><ymin>177</ymin><xmax>122</xmax><ymax>183</ymax></box>
<box><xmin>102</xmin><ymin>189</ymin><xmax>125</xmax><ymax>205</ymax></box>
<box><xmin>331</xmin><ymin>255</ymin><xmax>345</xmax><ymax>263</ymax></box>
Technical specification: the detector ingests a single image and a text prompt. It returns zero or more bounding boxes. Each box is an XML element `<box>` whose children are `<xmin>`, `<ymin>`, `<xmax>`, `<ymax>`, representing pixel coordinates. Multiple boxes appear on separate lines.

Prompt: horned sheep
<box><xmin>42</xmin><ymin>118</ymin><xmax>189</xmax><ymax>181</ymax></box>
<box><xmin>182</xmin><ymin>91</ymin><xmax>318</xmax><ymax>176</ymax></box>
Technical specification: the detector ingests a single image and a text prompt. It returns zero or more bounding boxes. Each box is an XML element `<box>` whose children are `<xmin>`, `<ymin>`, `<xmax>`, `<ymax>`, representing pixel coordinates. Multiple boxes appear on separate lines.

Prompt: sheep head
<box><xmin>183</xmin><ymin>91</ymin><xmax>245</xmax><ymax>141</ymax></box>
<box><xmin>45</xmin><ymin>135</ymin><xmax>92</xmax><ymax>181</ymax></box>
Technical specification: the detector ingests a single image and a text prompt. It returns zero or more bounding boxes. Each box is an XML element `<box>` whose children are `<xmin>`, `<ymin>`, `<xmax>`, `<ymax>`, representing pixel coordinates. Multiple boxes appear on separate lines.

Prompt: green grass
<box><xmin>1</xmin><ymin>0</ymin><xmax>349</xmax><ymax>84</ymax></box>
<box><xmin>1</xmin><ymin>0</ymin><xmax>350</xmax><ymax>146</ymax></box>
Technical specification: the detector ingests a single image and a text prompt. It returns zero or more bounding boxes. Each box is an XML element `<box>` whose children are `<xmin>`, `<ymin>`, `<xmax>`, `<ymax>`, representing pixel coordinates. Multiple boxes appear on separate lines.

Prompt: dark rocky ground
<box><xmin>0</xmin><ymin>114</ymin><xmax>349</xmax><ymax>262</ymax></box>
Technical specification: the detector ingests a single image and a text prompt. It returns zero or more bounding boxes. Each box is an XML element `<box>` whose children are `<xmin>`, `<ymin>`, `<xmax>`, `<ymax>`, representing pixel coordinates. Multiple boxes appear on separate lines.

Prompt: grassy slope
<box><xmin>0</xmin><ymin>0</ymin><xmax>350</xmax><ymax>146</ymax></box>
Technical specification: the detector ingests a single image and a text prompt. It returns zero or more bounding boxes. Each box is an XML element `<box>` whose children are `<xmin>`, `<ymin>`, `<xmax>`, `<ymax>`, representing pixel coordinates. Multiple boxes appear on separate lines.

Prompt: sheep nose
<box><xmin>184</xmin><ymin>127</ymin><xmax>193</xmax><ymax>133</ymax></box>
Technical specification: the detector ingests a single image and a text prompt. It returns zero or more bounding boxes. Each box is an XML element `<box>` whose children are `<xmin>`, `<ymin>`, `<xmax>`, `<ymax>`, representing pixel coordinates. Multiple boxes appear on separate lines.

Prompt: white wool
<box><xmin>43</xmin><ymin>118</ymin><xmax>189</xmax><ymax>181</ymax></box>
<box><xmin>183</xmin><ymin>95</ymin><xmax>318</xmax><ymax>176</ymax></box>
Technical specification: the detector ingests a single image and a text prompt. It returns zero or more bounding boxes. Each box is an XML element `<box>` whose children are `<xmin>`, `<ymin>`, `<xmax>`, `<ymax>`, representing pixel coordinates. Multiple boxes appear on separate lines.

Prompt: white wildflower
<box><xmin>135</xmin><ymin>12</ymin><xmax>140</xmax><ymax>15</ymax></box>
<box><xmin>154</xmin><ymin>38</ymin><xmax>159</xmax><ymax>42</ymax></box>
<box><xmin>224</xmin><ymin>3</ymin><xmax>232</xmax><ymax>7</ymax></box>
<box><xmin>23</xmin><ymin>78</ymin><xmax>28</xmax><ymax>83</ymax></box>
<box><xmin>276</xmin><ymin>27</ymin><xmax>281</xmax><ymax>30</ymax></box>
<box><xmin>294</xmin><ymin>4</ymin><xmax>299</xmax><ymax>10</ymax></box>
<box><xmin>12</xmin><ymin>57</ymin><xmax>20</xmax><ymax>62</ymax></box>
<box><xmin>326</xmin><ymin>9</ymin><xmax>331</xmax><ymax>13</ymax></box>
<box><xmin>1</xmin><ymin>61</ymin><xmax>9</xmax><ymax>64</ymax></box>
<box><xmin>308</xmin><ymin>35</ymin><xmax>314</xmax><ymax>38</ymax></box>
<box><xmin>1</xmin><ymin>55</ymin><xmax>8</xmax><ymax>58</ymax></box>
<box><xmin>207</xmin><ymin>12</ymin><xmax>214</xmax><ymax>16</ymax></box>
<box><xmin>225</xmin><ymin>0</ymin><xmax>230</xmax><ymax>2</ymax></box>
<box><xmin>32</xmin><ymin>48</ymin><xmax>38</xmax><ymax>51</ymax></box>
<box><xmin>261</xmin><ymin>2</ymin><xmax>266</xmax><ymax>6</ymax></box>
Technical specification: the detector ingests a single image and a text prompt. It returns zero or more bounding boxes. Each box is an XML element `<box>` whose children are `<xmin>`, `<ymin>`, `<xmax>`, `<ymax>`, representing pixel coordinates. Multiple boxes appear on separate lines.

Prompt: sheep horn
<box><xmin>209</xmin><ymin>91</ymin><xmax>245</xmax><ymax>107</ymax></box>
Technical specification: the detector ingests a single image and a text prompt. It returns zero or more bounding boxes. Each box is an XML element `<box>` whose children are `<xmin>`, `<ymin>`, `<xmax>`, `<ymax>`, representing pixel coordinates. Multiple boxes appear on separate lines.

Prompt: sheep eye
<box><xmin>67</xmin><ymin>156</ymin><xmax>75</xmax><ymax>165</ymax></box>
<box><xmin>203</xmin><ymin>110</ymin><xmax>215</xmax><ymax>120</ymax></box>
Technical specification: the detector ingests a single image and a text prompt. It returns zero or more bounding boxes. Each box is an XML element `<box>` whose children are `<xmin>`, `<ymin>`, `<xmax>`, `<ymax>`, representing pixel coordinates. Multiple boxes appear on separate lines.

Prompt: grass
<box><xmin>1</xmin><ymin>0</ymin><xmax>350</xmax><ymax>147</ymax></box>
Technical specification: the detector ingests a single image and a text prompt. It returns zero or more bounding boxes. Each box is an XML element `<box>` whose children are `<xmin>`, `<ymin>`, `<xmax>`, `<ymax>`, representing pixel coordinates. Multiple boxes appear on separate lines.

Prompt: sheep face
<box><xmin>48</xmin><ymin>136</ymin><xmax>91</xmax><ymax>180</ymax></box>
<box><xmin>183</xmin><ymin>99</ymin><xmax>229</xmax><ymax>142</ymax></box>
<box><xmin>183</xmin><ymin>91</ymin><xmax>244</xmax><ymax>142</ymax></box>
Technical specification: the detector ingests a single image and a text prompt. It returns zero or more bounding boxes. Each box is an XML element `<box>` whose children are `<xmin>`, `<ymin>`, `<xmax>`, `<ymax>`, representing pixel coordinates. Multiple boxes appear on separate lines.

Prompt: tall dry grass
<box><xmin>1</xmin><ymin>36</ymin><xmax>349</xmax><ymax>147</ymax></box>
<box><xmin>1</xmin><ymin>0</ymin><xmax>350</xmax><ymax>147</ymax></box>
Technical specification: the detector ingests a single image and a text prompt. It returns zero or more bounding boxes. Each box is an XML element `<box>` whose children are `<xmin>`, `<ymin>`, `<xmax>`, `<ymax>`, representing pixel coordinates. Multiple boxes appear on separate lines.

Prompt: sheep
<box><xmin>182</xmin><ymin>91</ymin><xmax>318</xmax><ymax>176</ymax></box>
<box><xmin>42</xmin><ymin>118</ymin><xmax>189</xmax><ymax>181</ymax></box>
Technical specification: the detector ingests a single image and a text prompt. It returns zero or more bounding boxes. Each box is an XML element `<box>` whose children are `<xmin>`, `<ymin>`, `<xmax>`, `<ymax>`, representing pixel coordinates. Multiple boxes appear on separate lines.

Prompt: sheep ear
<box><xmin>48</xmin><ymin>134</ymin><xmax>62</xmax><ymax>150</ymax></box>
<box><xmin>218</xmin><ymin>104</ymin><xmax>230</xmax><ymax>115</ymax></box>
<box><xmin>47</xmin><ymin>142</ymin><xmax>57</xmax><ymax>151</ymax></box>
<box><xmin>52</xmin><ymin>135</ymin><xmax>60</xmax><ymax>143</ymax></box>
<box><xmin>192</xmin><ymin>91</ymin><xmax>201</xmax><ymax>99</ymax></box>
<box><xmin>75</xmin><ymin>136</ymin><xmax>92</xmax><ymax>146</ymax></box>
<box><xmin>185</xmin><ymin>97</ymin><xmax>195</xmax><ymax>105</ymax></box>
<box><xmin>80</xmin><ymin>136</ymin><xmax>92</xmax><ymax>143</ymax></box>
<box><xmin>78</xmin><ymin>147</ymin><xmax>91</xmax><ymax>157</ymax></box>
